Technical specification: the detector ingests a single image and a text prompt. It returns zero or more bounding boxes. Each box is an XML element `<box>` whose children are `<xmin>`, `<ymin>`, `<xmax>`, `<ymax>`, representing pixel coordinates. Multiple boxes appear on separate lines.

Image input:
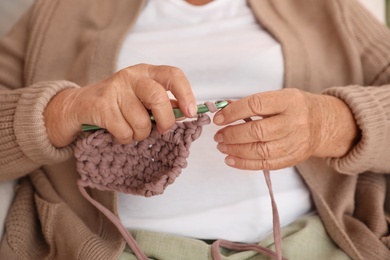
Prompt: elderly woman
<box><xmin>0</xmin><ymin>0</ymin><xmax>390</xmax><ymax>259</ymax></box>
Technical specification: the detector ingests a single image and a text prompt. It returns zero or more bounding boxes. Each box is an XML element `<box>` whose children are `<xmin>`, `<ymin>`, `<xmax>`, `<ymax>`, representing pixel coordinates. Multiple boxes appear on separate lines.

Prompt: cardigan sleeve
<box><xmin>0</xmin><ymin>7</ymin><xmax>80</xmax><ymax>181</ymax></box>
<box><xmin>322</xmin><ymin>0</ymin><xmax>390</xmax><ymax>175</ymax></box>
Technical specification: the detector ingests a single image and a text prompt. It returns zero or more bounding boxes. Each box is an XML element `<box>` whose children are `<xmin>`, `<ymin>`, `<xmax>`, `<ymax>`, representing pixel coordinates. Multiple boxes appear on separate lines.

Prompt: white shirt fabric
<box><xmin>116</xmin><ymin>0</ymin><xmax>312</xmax><ymax>243</ymax></box>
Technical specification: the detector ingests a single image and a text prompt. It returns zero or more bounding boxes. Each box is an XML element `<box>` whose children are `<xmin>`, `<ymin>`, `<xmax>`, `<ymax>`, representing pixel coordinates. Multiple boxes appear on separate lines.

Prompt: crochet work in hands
<box><xmin>73</xmin><ymin>101</ymin><xmax>284</xmax><ymax>260</ymax></box>
<box><xmin>74</xmin><ymin>112</ymin><xmax>210</xmax><ymax>197</ymax></box>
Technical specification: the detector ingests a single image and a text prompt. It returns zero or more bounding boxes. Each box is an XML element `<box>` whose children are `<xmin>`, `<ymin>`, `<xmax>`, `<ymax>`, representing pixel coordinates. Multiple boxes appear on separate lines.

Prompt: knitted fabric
<box><xmin>73</xmin><ymin>102</ymin><xmax>284</xmax><ymax>260</ymax></box>
<box><xmin>74</xmin><ymin>113</ymin><xmax>211</xmax><ymax>197</ymax></box>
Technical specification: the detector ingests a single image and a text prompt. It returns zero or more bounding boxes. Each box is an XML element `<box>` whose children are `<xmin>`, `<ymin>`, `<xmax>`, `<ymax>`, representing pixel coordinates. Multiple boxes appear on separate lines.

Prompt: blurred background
<box><xmin>0</xmin><ymin>0</ymin><xmax>387</xmax><ymax>37</ymax></box>
<box><xmin>0</xmin><ymin>0</ymin><xmax>33</xmax><ymax>36</ymax></box>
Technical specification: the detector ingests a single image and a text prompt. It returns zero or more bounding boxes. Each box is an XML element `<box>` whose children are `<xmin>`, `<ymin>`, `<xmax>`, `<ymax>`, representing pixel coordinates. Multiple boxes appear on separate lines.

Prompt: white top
<box><xmin>116</xmin><ymin>0</ymin><xmax>312</xmax><ymax>243</ymax></box>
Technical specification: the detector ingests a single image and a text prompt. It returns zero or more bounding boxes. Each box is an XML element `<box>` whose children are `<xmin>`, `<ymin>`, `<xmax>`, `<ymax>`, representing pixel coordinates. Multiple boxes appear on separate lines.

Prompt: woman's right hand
<box><xmin>44</xmin><ymin>64</ymin><xmax>197</xmax><ymax>147</ymax></box>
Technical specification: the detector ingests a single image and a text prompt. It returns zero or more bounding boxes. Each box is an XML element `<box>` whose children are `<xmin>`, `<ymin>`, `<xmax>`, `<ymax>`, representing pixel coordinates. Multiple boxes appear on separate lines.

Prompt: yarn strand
<box><xmin>74</xmin><ymin>102</ymin><xmax>285</xmax><ymax>260</ymax></box>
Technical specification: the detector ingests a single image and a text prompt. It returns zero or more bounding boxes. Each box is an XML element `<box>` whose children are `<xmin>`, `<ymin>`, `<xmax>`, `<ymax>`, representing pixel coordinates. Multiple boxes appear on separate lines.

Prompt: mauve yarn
<box><xmin>73</xmin><ymin>102</ymin><xmax>284</xmax><ymax>260</ymax></box>
<box><xmin>74</xmin><ymin>112</ymin><xmax>210</xmax><ymax>197</ymax></box>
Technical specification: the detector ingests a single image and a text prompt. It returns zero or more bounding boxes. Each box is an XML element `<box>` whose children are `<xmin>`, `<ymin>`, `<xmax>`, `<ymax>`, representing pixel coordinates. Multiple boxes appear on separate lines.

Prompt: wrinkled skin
<box><xmin>44</xmin><ymin>64</ymin><xmax>197</xmax><ymax>147</ymax></box>
<box><xmin>44</xmin><ymin>63</ymin><xmax>359</xmax><ymax>171</ymax></box>
<box><xmin>213</xmin><ymin>88</ymin><xmax>360</xmax><ymax>171</ymax></box>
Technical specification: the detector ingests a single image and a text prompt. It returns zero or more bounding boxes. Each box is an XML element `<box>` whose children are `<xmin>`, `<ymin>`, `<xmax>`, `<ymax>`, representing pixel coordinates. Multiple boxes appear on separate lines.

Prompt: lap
<box><xmin>118</xmin><ymin>214</ymin><xmax>351</xmax><ymax>260</ymax></box>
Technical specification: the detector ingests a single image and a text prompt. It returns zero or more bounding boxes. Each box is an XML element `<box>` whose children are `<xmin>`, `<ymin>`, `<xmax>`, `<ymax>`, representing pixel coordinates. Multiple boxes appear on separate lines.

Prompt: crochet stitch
<box><xmin>75</xmin><ymin>112</ymin><xmax>211</xmax><ymax>197</ymax></box>
<box><xmin>74</xmin><ymin>101</ymin><xmax>284</xmax><ymax>260</ymax></box>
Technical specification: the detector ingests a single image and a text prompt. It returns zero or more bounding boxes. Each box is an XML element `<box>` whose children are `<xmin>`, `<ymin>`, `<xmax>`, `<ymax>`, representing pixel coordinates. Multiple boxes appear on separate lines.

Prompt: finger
<box><xmin>102</xmin><ymin>107</ymin><xmax>135</xmax><ymax>144</ymax></box>
<box><xmin>117</xmin><ymin>87</ymin><xmax>152</xmax><ymax>141</ymax></box>
<box><xmin>132</xmin><ymin>78</ymin><xmax>176</xmax><ymax>134</ymax></box>
<box><xmin>169</xmin><ymin>99</ymin><xmax>186</xmax><ymax>121</ymax></box>
<box><xmin>217</xmin><ymin>140</ymin><xmax>289</xmax><ymax>160</ymax></box>
<box><xmin>147</xmin><ymin>65</ymin><xmax>197</xmax><ymax>117</ymax></box>
<box><xmin>223</xmin><ymin>154</ymin><xmax>300</xmax><ymax>171</ymax></box>
<box><xmin>214</xmin><ymin>89</ymin><xmax>291</xmax><ymax>125</ymax></box>
<box><xmin>214</xmin><ymin>115</ymin><xmax>292</xmax><ymax>144</ymax></box>
<box><xmin>77</xmin><ymin>85</ymin><xmax>136</xmax><ymax>144</ymax></box>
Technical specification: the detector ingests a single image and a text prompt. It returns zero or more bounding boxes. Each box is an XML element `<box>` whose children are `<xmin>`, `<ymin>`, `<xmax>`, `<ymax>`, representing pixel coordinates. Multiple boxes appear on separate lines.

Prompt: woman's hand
<box><xmin>44</xmin><ymin>64</ymin><xmax>197</xmax><ymax>147</ymax></box>
<box><xmin>213</xmin><ymin>88</ymin><xmax>360</xmax><ymax>170</ymax></box>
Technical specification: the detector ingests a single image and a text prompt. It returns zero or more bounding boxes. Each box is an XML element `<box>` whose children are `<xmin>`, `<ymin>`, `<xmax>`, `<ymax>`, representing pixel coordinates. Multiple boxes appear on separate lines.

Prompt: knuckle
<box><xmin>248</xmin><ymin>95</ymin><xmax>264</xmax><ymax>114</ymax></box>
<box><xmin>114</xmin><ymin>130</ymin><xmax>134</xmax><ymax>144</ymax></box>
<box><xmin>132</xmin><ymin>63</ymin><xmax>149</xmax><ymax>71</ymax></box>
<box><xmin>134</xmin><ymin>79</ymin><xmax>168</xmax><ymax>107</ymax></box>
<box><xmin>135</xmin><ymin>78</ymin><xmax>156</xmax><ymax>93</ymax></box>
<box><xmin>149</xmin><ymin>90</ymin><xmax>169</xmax><ymax>107</ymax></box>
<box><xmin>117</xmin><ymin>67</ymin><xmax>133</xmax><ymax>80</ymax></box>
<box><xmin>260</xmin><ymin>159</ymin><xmax>271</xmax><ymax>170</ymax></box>
<box><xmin>115</xmin><ymin>69</ymin><xmax>138</xmax><ymax>88</ymax></box>
<box><xmin>252</xmin><ymin>142</ymin><xmax>270</xmax><ymax>159</ymax></box>
<box><xmin>131</xmin><ymin>114</ymin><xmax>152</xmax><ymax>139</ymax></box>
<box><xmin>239</xmin><ymin>159</ymin><xmax>249</xmax><ymax>169</ymax></box>
<box><xmin>132</xmin><ymin>117</ymin><xmax>151</xmax><ymax>134</ymax></box>
<box><xmin>133</xmin><ymin>129</ymin><xmax>151</xmax><ymax>141</ymax></box>
<box><xmin>250</xmin><ymin>122</ymin><xmax>265</xmax><ymax>141</ymax></box>
<box><xmin>166</xmin><ymin>66</ymin><xmax>185</xmax><ymax>78</ymax></box>
<box><xmin>118</xmin><ymin>63</ymin><xmax>149</xmax><ymax>80</ymax></box>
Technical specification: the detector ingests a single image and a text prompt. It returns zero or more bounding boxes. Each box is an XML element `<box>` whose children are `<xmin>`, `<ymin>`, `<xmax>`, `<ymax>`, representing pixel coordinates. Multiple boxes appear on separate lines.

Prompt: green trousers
<box><xmin>118</xmin><ymin>214</ymin><xmax>351</xmax><ymax>260</ymax></box>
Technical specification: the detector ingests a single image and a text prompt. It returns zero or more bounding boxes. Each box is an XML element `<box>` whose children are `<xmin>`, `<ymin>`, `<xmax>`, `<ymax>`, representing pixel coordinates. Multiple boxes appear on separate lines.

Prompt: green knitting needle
<box><xmin>81</xmin><ymin>100</ymin><xmax>229</xmax><ymax>132</ymax></box>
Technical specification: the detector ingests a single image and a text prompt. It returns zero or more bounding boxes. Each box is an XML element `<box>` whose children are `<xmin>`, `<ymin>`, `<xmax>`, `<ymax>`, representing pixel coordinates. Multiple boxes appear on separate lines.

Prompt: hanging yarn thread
<box><xmin>74</xmin><ymin>101</ymin><xmax>285</xmax><ymax>260</ymax></box>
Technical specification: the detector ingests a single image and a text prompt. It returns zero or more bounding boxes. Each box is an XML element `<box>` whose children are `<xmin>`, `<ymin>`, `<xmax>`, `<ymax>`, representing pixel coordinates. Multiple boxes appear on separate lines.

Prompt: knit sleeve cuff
<box><xmin>14</xmin><ymin>80</ymin><xmax>80</xmax><ymax>165</ymax></box>
<box><xmin>322</xmin><ymin>85</ymin><xmax>390</xmax><ymax>175</ymax></box>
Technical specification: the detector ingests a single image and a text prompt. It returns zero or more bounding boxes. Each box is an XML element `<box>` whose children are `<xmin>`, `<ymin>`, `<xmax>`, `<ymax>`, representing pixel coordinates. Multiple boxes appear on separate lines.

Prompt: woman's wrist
<box><xmin>44</xmin><ymin>88</ymin><xmax>82</xmax><ymax>148</ymax></box>
<box><xmin>313</xmin><ymin>94</ymin><xmax>360</xmax><ymax>158</ymax></box>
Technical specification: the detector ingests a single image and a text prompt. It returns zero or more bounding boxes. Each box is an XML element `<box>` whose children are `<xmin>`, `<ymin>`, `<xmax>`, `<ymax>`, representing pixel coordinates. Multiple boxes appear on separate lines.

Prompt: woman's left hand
<box><xmin>213</xmin><ymin>88</ymin><xmax>360</xmax><ymax>171</ymax></box>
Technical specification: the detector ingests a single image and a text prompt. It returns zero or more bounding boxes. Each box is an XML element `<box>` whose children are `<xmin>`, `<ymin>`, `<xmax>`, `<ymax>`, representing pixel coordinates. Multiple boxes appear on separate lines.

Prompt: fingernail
<box><xmin>225</xmin><ymin>158</ymin><xmax>235</xmax><ymax>166</ymax></box>
<box><xmin>217</xmin><ymin>144</ymin><xmax>227</xmax><ymax>152</ymax></box>
<box><xmin>214</xmin><ymin>114</ymin><xmax>224</xmax><ymax>124</ymax></box>
<box><xmin>188</xmin><ymin>103</ymin><xmax>198</xmax><ymax>117</ymax></box>
<box><xmin>214</xmin><ymin>133</ymin><xmax>223</xmax><ymax>142</ymax></box>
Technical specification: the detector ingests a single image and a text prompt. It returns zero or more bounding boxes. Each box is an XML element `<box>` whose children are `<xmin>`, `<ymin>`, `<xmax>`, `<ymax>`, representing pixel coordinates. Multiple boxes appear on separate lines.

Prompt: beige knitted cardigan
<box><xmin>0</xmin><ymin>0</ymin><xmax>390</xmax><ymax>259</ymax></box>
